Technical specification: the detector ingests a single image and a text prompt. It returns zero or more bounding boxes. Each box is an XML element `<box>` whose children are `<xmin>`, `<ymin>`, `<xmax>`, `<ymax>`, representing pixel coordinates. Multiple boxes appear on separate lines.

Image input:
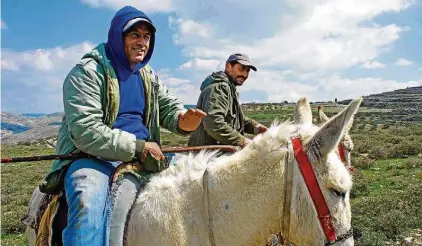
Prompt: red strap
<box><xmin>292</xmin><ymin>137</ymin><xmax>336</xmax><ymax>243</ymax></box>
<box><xmin>338</xmin><ymin>144</ymin><xmax>346</xmax><ymax>163</ymax></box>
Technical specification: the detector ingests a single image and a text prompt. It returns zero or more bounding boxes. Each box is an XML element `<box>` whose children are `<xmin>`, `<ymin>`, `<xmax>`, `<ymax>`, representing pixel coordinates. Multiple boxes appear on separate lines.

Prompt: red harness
<box><xmin>338</xmin><ymin>143</ymin><xmax>354</xmax><ymax>172</ymax></box>
<box><xmin>292</xmin><ymin>137</ymin><xmax>337</xmax><ymax>243</ymax></box>
<box><xmin>338</xmin><ymin>143</ymin><xmax>346</xmax><ymax>163</ymax></box>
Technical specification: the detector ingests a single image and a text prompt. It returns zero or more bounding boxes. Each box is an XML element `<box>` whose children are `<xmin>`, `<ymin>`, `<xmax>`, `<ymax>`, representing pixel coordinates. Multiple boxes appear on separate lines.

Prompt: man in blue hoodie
<box><xmin>38</xmin><ymin>6</ymin><xmax>206</xmax><ymax>245</ymax></box>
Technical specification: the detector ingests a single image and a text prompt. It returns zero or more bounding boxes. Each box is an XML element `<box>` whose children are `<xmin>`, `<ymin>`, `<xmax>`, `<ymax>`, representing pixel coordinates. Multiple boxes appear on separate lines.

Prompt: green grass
<box><xmin>351</xmin><ymin>158</ymin><xmax>422</xmax><ymax>245</ymax></box>
<box><xmin>1</xmin><ymin>145</ymin><xmax>55</xmax><ymax>245</ymax></box>
<box><xmin>1</xmin><ymin>233</ymin><xmax>28</xmax><ymax>246</ymax></box>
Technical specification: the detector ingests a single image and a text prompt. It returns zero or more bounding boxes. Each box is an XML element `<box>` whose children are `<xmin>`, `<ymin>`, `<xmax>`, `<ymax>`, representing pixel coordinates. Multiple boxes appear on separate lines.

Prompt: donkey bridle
<box><xmin>278</xmin><ymin>137</ymin><xmax>353</xmax><ymax>245</ymax></box>
<box><xmin>203</xmin><ymin>136</ymin><xmax>354</xmax><ymax>246</ymax></box>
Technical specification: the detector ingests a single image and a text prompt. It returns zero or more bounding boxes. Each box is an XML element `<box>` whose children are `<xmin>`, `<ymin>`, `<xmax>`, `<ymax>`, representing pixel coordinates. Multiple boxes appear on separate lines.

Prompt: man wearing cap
<box><xmin>37</xmin><ymin>6</ymin><xmax>205</xmax><ymax>245</ymax></box>
<box><xmin>188</xmin><ymin>53</ymin><xmax>268</xmax><ymax>148</ymax></box>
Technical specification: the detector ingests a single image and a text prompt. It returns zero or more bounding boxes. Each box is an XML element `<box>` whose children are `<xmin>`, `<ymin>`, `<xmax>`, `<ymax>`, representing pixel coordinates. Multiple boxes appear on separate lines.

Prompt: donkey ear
<box><xmin>305</xmin><ymin>97</ymin><xmax>362</xmax><ymax>164</ymax></box>
<box><xmin>317</xmin><ymin>105</ymin><xmax>330</xmax><ymax>124</ymax></box>
<box><xmin>293</xmin><ymin>97</ymin><xmax>312</xmax><ymax>125</ymax></box>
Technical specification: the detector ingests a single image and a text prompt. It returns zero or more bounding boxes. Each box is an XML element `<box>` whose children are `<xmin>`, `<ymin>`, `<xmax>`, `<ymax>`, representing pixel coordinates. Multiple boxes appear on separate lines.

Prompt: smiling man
<box><xmin>188</xmin><ymin>53</ymin><xmax>268</xmax><ymax>148</ymax></box>
<box><xmin>38</xmin><ymin>5</ymin><xmax>205</xmax><ymax>246</ymax></box>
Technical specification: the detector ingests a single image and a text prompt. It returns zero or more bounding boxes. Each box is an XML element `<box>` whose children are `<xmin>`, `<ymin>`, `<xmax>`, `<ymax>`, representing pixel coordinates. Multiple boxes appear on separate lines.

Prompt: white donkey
<box><xmin>125</xmin><ymin>96</ymin><xmax>362</xmax><ymax>246</ymax></box>
<box><xmin>26</xmin><ymin>96</ymin><xmax>361</xmax><ymax>246</ymax></box>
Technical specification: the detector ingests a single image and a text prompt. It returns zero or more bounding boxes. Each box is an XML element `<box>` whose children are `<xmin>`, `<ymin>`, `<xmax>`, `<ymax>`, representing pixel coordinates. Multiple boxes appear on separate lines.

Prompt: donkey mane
<box><xmin>145</xmin><ymin>121</ymin><xmax>320</xmax><ymax>191</ymax></box>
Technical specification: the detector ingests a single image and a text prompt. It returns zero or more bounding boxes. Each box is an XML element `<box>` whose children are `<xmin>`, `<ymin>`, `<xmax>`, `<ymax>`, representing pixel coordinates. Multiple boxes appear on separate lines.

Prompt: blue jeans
<box><xmin>63</xmin><ymin>158</ymin><xmax>146</xmax><ymax>246</ymax></box>
<box><xmin>63</xmin><ymin>158</ymin><xmax>117</xmax><ymax>246</ymax></box>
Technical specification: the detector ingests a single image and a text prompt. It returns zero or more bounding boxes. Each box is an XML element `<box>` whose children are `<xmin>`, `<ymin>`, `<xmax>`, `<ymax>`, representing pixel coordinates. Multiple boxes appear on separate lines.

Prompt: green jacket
<box><xmin>40</xmin><ymin>43</ymin><xmax>187</xmax><ymax>194</ymax></box>
<box><xmin>188</xmin><ymin>71</ymin><xmax>260</xmax><ymax>147</ymax></box>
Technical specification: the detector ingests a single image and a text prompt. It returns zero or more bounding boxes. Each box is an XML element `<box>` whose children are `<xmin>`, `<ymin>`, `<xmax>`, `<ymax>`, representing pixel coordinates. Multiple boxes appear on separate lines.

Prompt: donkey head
<box><xmin>287</xmin><ymin>97</ymin><xmax>361</xmax><ymax>246</ymax></box>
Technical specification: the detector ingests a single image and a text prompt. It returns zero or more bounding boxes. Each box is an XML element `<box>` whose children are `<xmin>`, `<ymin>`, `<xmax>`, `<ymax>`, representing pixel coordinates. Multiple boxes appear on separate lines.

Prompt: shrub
<box><xmin>391</xmin><ymin>141</ymin><xmax>422</xmax><ymax>158</ymax></box>
<box><xmin>353</xmin><ymin>156</ymin><xmax>376</xmax><ymax>169</ymax></box>
<box><xmin>370</xmin><ymin>147</ymin><xmax>391</xmax><ymax>159</ymax></box>
<box><xmin>405</xmin><ymin>157</ymin><xmax>422</xmax><ymax>168</ymax></box>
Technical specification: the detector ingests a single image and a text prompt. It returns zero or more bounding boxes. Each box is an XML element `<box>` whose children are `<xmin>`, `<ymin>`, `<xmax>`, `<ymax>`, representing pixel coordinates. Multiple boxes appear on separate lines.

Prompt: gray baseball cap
<box><xmin>123</xmin><ymin>17</ymin><xmax>156</xmax><ymax>33</ymax></box>
<box><xmin>226</xmin><ymin>53</ymin><xmax>257</xmax><ymax>71</ymax></box>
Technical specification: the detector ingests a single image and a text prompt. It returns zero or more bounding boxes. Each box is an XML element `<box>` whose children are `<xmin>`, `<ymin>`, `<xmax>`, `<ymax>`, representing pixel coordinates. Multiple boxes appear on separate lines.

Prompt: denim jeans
<box><xmin>63</xmin><ymin>158</ymin><xmax>118</xmax><ymax>246</ymax></box>
<box><xmin>108</xmin><ymin>173</ymin><xmax>142</xmax><ymax>246</ymax></box>
<box><xmin>63</xmin><ymin>157</ymin><xmax>148</xmax><ymax>246</ymax></box>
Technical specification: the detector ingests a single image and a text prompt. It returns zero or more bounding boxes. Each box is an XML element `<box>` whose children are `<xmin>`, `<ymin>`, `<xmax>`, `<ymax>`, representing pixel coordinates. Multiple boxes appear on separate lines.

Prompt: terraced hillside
<box><xmin>339</xmin><ymin>85</ymin><xmax>422</xmax><ymax>124</ymax></box>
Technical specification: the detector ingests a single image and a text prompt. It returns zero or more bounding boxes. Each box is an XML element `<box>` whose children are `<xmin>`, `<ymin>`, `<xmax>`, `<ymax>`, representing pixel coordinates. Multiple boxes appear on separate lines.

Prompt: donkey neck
<box><xmin>206</xmin><ymin>143</ymin><xmax>289</xmax><ymax>245</ymax></box>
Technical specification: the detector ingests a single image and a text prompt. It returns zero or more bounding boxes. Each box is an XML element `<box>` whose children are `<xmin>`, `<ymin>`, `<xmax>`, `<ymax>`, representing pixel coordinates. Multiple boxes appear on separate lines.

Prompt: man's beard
<box><xmin>228</xmin><ymin>74</ymin><xmax>246</xmax><ymax>86</ymax></box>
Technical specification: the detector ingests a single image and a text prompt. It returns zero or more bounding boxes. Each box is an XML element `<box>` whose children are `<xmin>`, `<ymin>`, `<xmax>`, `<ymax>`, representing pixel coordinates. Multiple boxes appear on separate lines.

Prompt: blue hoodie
<box><xmin>106</xmin><ymin>6</ymin><xmax>156</xmax><ymax>140</ymax></box>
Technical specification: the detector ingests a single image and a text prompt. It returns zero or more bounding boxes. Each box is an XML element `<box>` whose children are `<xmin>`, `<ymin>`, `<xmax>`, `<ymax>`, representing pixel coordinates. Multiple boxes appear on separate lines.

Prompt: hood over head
<box><xmin>106</xmin><ymin>6</ymin><xmax>156</xmax><ymax>81</ymax></box>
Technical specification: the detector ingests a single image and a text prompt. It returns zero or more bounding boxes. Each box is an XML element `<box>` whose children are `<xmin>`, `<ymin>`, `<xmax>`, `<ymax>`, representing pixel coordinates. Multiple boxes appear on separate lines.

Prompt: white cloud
<box><xmin>168</xmin><ymin>83</ymin><xmax>201</xmax><ymax>105</ymax></box>
<box><xmin>1</xmin><ymin>19</ymin><xmax>7</xmax><ymax>29</ymax></box>
<box><xmin>178</xmin><ymin>58</ymin><xmax>223</xmax><ymax>72</ymax></box>
<box><xmin>1</xmin><ymin>42</ymin><xmax>94</xmax><ymax>73</ymax></box>
<box><xmin>178</xmin><ymin>61</ymin><xmax>192</xmax><ymax>69</ymax></box>
<box><xmin>168</xmin><ymin>17</ymin><xmax>217</xmax><ymax>47</ymax></box>
<box><xmin>318</xmin><ymin>75</ymin><xmax>421</xmax><ymax>100</ymax></box>
<box><xmin>1</xmin><ymin>60</ymin><xmax>19</xmax><ymax>71</ymax></box>
<box><xmin>80</xmin><ymin>0</ymin><xmax>173</xmax><ymax>12</ymax></box>
<box><xmin>168</xmin><ymin>0</ymin><xmax>411</xmax><ymax>71</ymax></box>
<box><xmin>80</xmin><ymin>0</ymin><xmax>413</xmax><ymax>72</ymax></box>
<box><xmin>160</xmin><ymin>0</ymin><xmax>418</xmax><ymax>104</ymax></box>
<box><xmin>395</xmin><ymin>58</ymin><xmax>412</xmax><ymax>66</ymax></box>
<box><xmin>169</xmin><ymin>18</ymin><xmax>212</xmax><ymax>38</ymax></box>
<box><xmin>1</xmin><ymin>42</ymin><xmax>95</xmax><ymax>113</ymax></box>
<box><xmin>4</xmin><ymin>0</ymin><xmax>419</xmax><ymax>113</ymax></box>
<box><xmin>361</xmin><ymin>60</ymin><xmax>388</xmax><ymax>69</ymax></box>
<box><xmin>157</xmin><ymin>70</ymin><xmax>191</xmax><ymax>86</ymax></box>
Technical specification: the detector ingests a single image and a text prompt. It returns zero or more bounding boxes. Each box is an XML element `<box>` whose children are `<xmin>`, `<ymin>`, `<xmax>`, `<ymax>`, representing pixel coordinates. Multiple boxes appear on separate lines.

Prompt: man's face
<box><xmin>124</xmin><ymin>22</ymin><xmax>152</xmax><ymax>68</ymax></box>
<box><xmin>225</xmin><ymin>62</ymin><xmax>251</xmax><ymax>86</ymax></box>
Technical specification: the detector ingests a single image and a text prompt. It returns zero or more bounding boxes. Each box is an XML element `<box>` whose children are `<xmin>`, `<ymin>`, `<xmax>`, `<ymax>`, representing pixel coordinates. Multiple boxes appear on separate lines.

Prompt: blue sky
<box><xmin>1</xmin><ymin>0</ymin><xmax>421</xmax><ymax>113</ymax></box>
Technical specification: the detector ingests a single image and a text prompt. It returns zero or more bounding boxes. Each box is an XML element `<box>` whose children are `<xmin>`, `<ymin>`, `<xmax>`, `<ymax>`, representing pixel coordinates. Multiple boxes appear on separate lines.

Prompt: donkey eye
<box><xmin>330</xmin><ymin>188</ymin><xmax>345</xmax><ymax>198</ymax></box>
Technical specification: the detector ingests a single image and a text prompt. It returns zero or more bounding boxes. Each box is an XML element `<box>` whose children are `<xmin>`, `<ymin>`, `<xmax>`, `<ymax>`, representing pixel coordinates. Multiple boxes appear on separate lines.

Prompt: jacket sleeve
<box><xmin>63</xmin><ymin>64</ymin><xmax>138</xmax><ymax>162</ymax></box>
<box><xmin>201</xmin><ymin>84</ymin><xmax>246</xmax><ymax>146</ymax></box>
<box><xmin>244</xmin><ymin>116</ymin><xmax>262</xmax><ymax>134</ymax></box>
<box><xmin>154</xmin><ymin>73</ymin><xmax>188</xmax><ymax>135</ymax></box>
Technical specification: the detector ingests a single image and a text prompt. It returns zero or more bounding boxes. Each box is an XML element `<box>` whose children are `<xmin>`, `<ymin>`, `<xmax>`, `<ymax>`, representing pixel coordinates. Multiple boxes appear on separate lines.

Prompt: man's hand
<box><xmin>178</xmin><ymin>108</ymin><xmax>207</xmax><ymax>132</ymax></box>
<box><xmin>240</xmin><ymin>137</ymin><xmax>252</xmax><ymax>148</ymax></box>
<box><xmin>140</xmin><ymin>142</ymin><xmax>164</xmax><ymax>163</ymax></box>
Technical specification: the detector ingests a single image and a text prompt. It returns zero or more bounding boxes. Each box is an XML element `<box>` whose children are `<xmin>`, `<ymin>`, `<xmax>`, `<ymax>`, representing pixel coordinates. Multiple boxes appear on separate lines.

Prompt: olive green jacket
<box><xmin>188</xmin><ymin>71</ymin><xmax>260</xmax><ymax>147</ymax></box>
<box><xmin>40</xmin><ymin>43</ymin><xmax>187</xmax><ymax>194</ymax></box>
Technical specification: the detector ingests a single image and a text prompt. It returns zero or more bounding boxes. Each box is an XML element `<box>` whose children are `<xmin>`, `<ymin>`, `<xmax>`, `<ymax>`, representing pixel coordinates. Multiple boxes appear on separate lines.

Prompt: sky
<box><xmin>1</xmin><ymin>0</ymin><xmax>422</xmax><ymax>114</ymax></box>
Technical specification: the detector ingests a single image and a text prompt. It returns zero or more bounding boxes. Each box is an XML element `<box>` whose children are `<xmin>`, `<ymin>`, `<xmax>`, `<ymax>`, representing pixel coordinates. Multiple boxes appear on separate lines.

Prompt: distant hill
<box><xmin>338</xmin><ymin>86</ymin><xmax>422</xmax><ymax>123</ymax></box>
<box><xmin>0</xmin><ymin>105</ymin><xmax>198</xmax><ymax>144</ymax></box>
<box><xmin>22</xmin><ymin>113</ymin><xmax>49</xmax><ymax>117</ymax></box>
<box><xmin>1</xmin><ymin>112</ymin><xmax>63</xmax><ymax>144</ymax></box>
<box><xmin>339</xmin><ymin>86</ymin><xmax>422</xmax><ymax>108</ymax></box>
<box><xmin>1</xmin><ymin>90</ymin><xmax>421</xmax><ymax>145</ymax></box>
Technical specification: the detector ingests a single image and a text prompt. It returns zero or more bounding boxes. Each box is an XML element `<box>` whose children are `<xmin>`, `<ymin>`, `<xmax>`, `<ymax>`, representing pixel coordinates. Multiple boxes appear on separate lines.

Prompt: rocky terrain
<box><xmin>1</xmin><ymin>112</ymin><xmax>63</xmax><ymax>144</ymax></box>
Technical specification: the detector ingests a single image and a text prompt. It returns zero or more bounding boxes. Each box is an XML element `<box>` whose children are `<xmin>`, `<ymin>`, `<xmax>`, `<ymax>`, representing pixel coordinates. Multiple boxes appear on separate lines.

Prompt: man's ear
<box><xmin>225</xmin><ymin>62</ymin><xmax>231</xmax><ymax>71</ymax></box>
